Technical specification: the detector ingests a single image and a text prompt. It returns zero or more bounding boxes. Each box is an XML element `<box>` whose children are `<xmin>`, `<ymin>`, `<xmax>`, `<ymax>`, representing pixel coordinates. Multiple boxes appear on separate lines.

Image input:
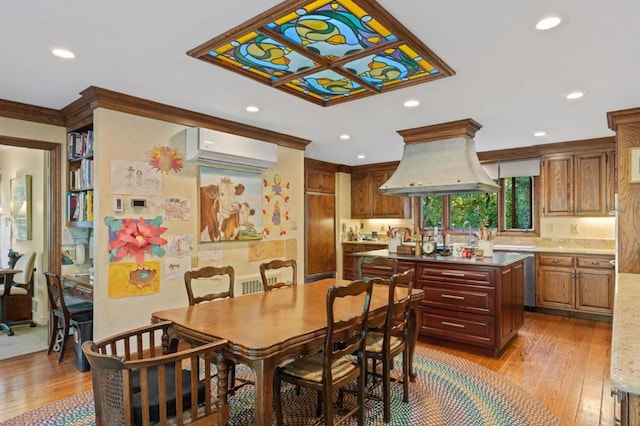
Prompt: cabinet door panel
<box><xmin>305</xmin><ymin>194</ymin><xmax>335</xmax><ymax>276</ymax></box>
<box><xmin>576</xmin><ymin>269</ymin><xmax>614</xmax><ymax>314</ymax></box>
<box><xmin>350</xmin><ymin>174</ymin><xmax>370</xmax><ymax>218</ymax></box>
<box><xmin>575</xmin><ymin>153</ymin><xmax>606</xmax><ymax>215</ymax></box>
<box><xmin>305</xmin><ymin>168</ymin><xmax>334</xmax><ymax>193</ymax></box>
<box><xmin>537</xmin><ymin>268</ymin><xmax>574</xmax><ymax>309</ymax></box>
<box><xmin>543</xmin><ymin>155</ymin><xmax>573</xmax><ymax>215</ymax></box>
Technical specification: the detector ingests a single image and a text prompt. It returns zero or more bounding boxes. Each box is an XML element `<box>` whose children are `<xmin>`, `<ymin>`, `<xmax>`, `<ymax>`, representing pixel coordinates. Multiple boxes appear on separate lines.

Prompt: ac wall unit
<box><xmin>185</xmin><ymin>127</ymin><xmax>277</xmax><ymax>172</ymax></box>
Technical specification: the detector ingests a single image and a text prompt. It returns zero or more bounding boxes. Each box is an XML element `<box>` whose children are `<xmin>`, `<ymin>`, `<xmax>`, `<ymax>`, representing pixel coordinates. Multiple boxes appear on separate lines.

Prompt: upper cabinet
<box><xmin>305</xmin><ymin>165</ymin><xmax>335</xmax><ymax>194</ymax></box>
<box><xmin>351</xmin><ymin>163</ymin><xmax>410</xmax><ymax>219</ymax></box>
<box><xmin>542</xmin><ymin>150</ymin><xmax>614</xmax><ymax>216</ymax></box>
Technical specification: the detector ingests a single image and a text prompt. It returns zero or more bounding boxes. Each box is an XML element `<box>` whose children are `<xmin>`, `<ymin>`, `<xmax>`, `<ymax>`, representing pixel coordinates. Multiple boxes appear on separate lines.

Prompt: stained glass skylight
<box><xmin>188</xmin><ymin>0</ymin><xmax>455</xmax><ymax>106</ymax></box>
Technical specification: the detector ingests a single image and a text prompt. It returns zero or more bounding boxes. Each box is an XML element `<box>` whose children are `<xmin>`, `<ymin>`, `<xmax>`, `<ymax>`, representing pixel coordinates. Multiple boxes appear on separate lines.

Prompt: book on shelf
<box><xmin>67</xmin><ymin>130</ymin><xmax>94</xmax><ymax>160</ymax></box>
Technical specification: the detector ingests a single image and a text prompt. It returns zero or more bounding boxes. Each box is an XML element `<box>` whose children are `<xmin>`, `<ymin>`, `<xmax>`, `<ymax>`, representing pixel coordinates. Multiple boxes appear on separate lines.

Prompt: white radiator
<box><xmin>235</xmin><ymin>271</ymin><xmax>280</xmax><ymax>296</ymax></box>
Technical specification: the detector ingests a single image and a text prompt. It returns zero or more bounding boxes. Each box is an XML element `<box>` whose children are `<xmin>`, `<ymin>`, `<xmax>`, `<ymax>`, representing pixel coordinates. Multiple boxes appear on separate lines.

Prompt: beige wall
<box><xmin>0</xmin><ymin>116</ymin><xmax>65</xmax><ymax>324</ymax></box>
<box><xmin>92</xmin><ymin>109</ymin><xmax>305</xmax><ymax>340</ymax></box>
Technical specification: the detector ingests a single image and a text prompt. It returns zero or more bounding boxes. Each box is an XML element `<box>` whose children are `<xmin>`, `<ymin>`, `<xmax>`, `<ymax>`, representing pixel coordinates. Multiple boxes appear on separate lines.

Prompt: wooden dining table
<box><xmin>151</xmin><ymin>278</ymin><xmax>424</xmax><ymax>426</ymax></box>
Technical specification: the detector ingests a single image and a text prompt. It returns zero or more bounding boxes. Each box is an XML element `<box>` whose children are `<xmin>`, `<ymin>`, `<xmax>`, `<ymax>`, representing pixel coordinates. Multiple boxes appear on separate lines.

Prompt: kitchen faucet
<box><xmin>463</xmin><ymin>220</ymin><xmax>474</xmax><ymax>245</ymax></box>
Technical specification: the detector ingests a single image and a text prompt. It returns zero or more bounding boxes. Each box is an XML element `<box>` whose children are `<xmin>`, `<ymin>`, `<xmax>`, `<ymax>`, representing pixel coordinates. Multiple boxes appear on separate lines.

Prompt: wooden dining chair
<box><xmin>260</xmin><ymin>258</ymin><xmax>297</xmax><ymax>291</ymax></box>
<box><xmin>273</xmin><ymin>279</ymin><xmax>374</xmax><ymax>426</ymax></box>
<box><xmin>184</xmin><ymin>265</ymin><xmax>235</xmax><ymax>305</ymax></box>
<box><xmin>44</xmin><ymin>272</ymin><xmax>93</xmax><ymax>363</ymax></box>
<box><xmin>365</xmin><ymin>268</ymin><xmax>415</xmax><ymax>423</ymax></box>
<box><xmin>184</xmin><ymin>265</ymin><xmax>251</xmax><ymax>393</ymax></box>
<box><xmin>358</xmin><ymin>256</ymin><xmax>398</xmax><ymax>280</ymax></box>
<box><xmin>0</xmin><ymin>251</ymin><xmax>36</xmax><ymax>335</ymax></box>
<box><xmin>82</xmin><ymin>320</ymin><xmax>229</xmax><ymax>426</ymax></box>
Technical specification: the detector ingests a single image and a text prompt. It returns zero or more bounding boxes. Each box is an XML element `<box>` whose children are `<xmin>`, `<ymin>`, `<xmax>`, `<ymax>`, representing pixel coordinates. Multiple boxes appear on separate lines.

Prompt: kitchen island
<box><xmin>351</xmin><ymin>249</ymin><xmax>528</xmax><ymax>357</ymax></box>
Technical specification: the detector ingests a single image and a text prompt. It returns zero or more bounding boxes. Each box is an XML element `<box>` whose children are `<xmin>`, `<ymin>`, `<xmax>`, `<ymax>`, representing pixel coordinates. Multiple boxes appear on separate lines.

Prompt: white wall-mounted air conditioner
<box><xmin>185</xmin><ymin>127</ymin><xmax>277</xmax><ymax>172</ymax></box>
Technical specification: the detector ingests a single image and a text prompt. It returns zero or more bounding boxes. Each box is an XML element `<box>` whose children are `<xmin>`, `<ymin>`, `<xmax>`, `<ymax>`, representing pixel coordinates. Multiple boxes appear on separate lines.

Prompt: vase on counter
<box><xmin>477</xmin><ymin>240</ymin><xmax>493</xmax><ymax>257</ymax></box>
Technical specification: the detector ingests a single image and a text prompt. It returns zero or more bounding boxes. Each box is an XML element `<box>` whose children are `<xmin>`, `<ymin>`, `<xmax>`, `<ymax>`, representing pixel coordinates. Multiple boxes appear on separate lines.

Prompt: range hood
<box><xmin>379</xmin><ymin>119</ymin><xmax>500</xmax><ymax>196</ymax></box>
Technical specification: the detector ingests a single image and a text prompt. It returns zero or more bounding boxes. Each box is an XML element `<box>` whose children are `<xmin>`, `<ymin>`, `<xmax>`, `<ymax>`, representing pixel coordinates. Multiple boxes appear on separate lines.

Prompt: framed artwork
<box><xmin>630</xmin><ymin>148</ymin><xmax>640</xmax><ymax>183</ymax></box>
<box><xmin>11</xmin><ymin>175</ymin><xmax>32</xmax><ymax>240</ymax></box>
<box><xmin>198</xmin><ymin>165</ymin><xmax>262</xmax><ymax>242</ymax></box>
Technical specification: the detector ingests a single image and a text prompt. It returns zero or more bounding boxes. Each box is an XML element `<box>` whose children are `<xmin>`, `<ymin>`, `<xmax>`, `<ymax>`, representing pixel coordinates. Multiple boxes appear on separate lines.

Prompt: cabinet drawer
<box><xmin>538</xmin><ymin>254</ymin><xmax>574</xmax><ymax>267</ymax></box>
<box><xmin>576</xmin><ymin>255</ymin><xmax>614</xmax><ymax>269</ymax></box>
<box><xmin>421</xmin><ymin>284</ymin><xmax>495</xmax><ymax>315</ymax></box>
<box><xmin>417</xmin><ymin>265</ymin><xmax>494</xmax><ymax>286</ymax></box>
<box><xmin>342</xmin><ymin>244</ymin><xmax>365</xmax><ymax>253</ymax></box>
<box><xmin>420</xmin><ymin>308</ymin><xmax>495</xmax><ymax>347</ymax></box>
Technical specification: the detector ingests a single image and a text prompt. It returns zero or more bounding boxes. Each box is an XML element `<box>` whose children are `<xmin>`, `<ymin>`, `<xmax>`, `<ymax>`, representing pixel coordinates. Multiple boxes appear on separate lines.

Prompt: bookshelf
<box><xmin>66</xmin><ymin>127</ymin><xmax>94</xmax><ymax>227</ymax></box>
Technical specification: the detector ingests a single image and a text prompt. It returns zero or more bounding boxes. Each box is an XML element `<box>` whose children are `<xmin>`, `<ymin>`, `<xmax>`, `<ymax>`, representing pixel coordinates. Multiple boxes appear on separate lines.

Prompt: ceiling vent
<box><xmin>185</xmin><ymin>127</ymin><xmax>277</xmax><ymax>172</ymax></box>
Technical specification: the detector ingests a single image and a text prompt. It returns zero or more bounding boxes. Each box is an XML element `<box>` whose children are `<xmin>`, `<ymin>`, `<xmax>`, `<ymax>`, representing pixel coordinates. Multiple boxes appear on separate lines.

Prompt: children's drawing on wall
<box><xmin>166</xmin><ymin>234</ymin><xmax>194</xmax><ymax>256</ymax></box>
<box><xmin>164</xmin><ymin>197</ymin><xmax>191</xmax><ymax>221</ymax></box>
<box><xmin>109</xmin><ymin>261</ymin><xmax>160</xmax><ymax>297</ymax></box>
<box><xmin>264</xmin><ymin>174</ymin><xmax>290</xmax><ymax>203</ymax></box>
<box><xmin>146</xmin><ymin>196</ymin><xmax>165</xmax><ymax>214</ymax></box>
<box><xmin>197</xmin><ymin>244</ymin><xmax>224</xmax><ymax>268</ymax></box>
<box><xmin>149</xmin><ymin>145</ymin><xmax>184</xmax><ymax>174</ymax></box>
<box><xmin>111</xmin><ymin>160</ymin><xmax>162</xmax><ymax>195</ymax></box>
<box><xmin>262</xmin><ymin>173</ymin><xmax>291</xmax><ymax>238</ymax></box>
<box><xmin>163</xmin><ymin>256</ymin><xmax>191</xmax><ymax>280</ymax></box>
<box><xmin>104</xmin><ymin>216</ymin><xmax>167</xmax><ymax>297</ymax></box>
<box><xmin>199</xmin><ymin>166</ymin><xmax>262</xmax><ymax>242</ymax></box>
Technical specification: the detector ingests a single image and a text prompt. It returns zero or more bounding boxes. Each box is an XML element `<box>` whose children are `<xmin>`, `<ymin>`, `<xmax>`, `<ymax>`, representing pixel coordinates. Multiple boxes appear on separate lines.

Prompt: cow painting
<box><xmin>199</xmin><ymin>167</ymin><xmax>263</xmax><ymax>242</ymax></box>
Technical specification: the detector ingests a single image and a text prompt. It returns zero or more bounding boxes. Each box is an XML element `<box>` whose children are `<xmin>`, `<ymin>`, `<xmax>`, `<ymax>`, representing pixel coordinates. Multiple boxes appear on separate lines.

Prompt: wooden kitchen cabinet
<box><xmin>305</xmin><ymin>159</ymin><xmax>337</xmax><ymax>280</ymax></box>
<box><xmin>350</xmin><ymin>162</ymin><xmax>410</xmax><ymax>219</ymax></box>
<box><xmin>536</xmin><ymin>253</ymin><xmax>614</xmax><ymax>316</ymax></box>
<box><xmin>542</xmin><ymin>150</ymin><xmax>612</xmax><ymax>216</ymax></box>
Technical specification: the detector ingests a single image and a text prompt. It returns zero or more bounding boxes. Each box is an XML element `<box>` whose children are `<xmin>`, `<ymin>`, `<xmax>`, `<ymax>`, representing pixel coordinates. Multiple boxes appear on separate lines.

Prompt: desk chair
<box><xmin>0</xmin><ymin>252</ymin><xmax>36</xmax><ymax>335</ymax></box>
<box><xmin>184</xmin><ymin>265</ymin><xmax>251</xmax><ymax>393</ymax></box>
<box><xmin>82</xmin><ymin>321</ymin><xmax>229</xmax><ymax>426</ymax></box>
<box><xmin>260</xmin><ymin>258</ymin><xmax>297</xmax><ymax>291</ymax></box>
<box><xmin>44</xmin><ymin>272</ymin><xmax>93</xmax><ymax>363</ymax></box>
<box><xmin>358</xmin><ymin>256</ymin><xmax>398</xmax><ymax>280</ymax></box>
<box><xmin>273</xmin><ymin>279</ymin><xmax>373</xmax><ymax>425</ymax></box>
<box><xmin>365</xmin><ymin>269</ymin><xmax>415</xmax><ymax>423</ymax></box>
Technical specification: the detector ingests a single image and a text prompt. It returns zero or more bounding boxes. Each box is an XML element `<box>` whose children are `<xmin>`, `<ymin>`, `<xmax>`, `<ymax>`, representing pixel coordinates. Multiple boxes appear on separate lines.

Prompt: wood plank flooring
<box><xmin>0</xmin><ymin>311</ymin><xmax>613</xmax><ymax>424</ymax></box>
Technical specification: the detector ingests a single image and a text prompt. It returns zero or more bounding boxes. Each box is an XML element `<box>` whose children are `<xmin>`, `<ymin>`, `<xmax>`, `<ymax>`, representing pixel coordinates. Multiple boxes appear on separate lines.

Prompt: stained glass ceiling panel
<box><xmin>188</xmin><ymin>0</ymin><xmax>455</xmax><ymax>106</ymax></box>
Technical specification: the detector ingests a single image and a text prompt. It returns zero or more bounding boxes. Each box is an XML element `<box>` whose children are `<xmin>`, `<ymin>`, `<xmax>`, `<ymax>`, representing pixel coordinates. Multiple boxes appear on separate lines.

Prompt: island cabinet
<box><xmin>536</xmin><ymin>253</ymin><xmax>614</xmax><ymax>316</ymax></box>
<box><xmin>342</xmin><ymin>243</ymin><xmax>413</xmax><ymax>280</ymax></box>
<box><xmin>416</xmin><ymin>260</ymin><xmax>524</xmax><ymax>357</ymax></box>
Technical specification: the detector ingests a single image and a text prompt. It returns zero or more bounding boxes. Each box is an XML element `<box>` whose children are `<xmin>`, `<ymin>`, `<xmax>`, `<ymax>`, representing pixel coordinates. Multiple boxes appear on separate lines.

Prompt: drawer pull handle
<box><xmin>552</xmin><ymin>260</ymin><xmax>560</xmax><ymax>264</ymax></box>
<box><xmin>591</xmin><ymin>262</ymin><xmax>600</xmax><ymax>266</ymax></box>
<box><xmin>442</xmin><ymin>321</ymin><xmax>465</xmax><ymax>329</ymax></box>
<box><xmin>442</xmin><ymin>294</ymin><xmax>465</xmax><ymax>300</ymax></box>
<box><xmin>442</xmin><ymin>272</ymin><xmax>466</xmax><ymax>277</ymax></box>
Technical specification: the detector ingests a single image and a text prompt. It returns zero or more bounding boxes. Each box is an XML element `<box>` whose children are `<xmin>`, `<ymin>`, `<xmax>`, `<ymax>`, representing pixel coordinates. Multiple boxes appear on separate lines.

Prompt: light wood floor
<box><xmin>0</xmin><ymin>311</ymin><xmax>613</xmax><ymax>424</ymax></box>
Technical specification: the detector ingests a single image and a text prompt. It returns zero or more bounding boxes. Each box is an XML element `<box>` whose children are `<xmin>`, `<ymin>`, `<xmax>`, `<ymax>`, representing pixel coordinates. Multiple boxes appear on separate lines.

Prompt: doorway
<box><xmin>0</xmin><ymin>135</ymin><xmax>62</xmax><ymax>354</ymax></box>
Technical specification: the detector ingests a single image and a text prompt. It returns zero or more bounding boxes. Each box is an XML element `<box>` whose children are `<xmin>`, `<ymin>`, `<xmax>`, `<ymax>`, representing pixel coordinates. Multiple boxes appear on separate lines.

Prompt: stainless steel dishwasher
<box><xmin>522</xmin><ymin>253</ymin><xmax>536</xmax><ymax>309</ymax></box>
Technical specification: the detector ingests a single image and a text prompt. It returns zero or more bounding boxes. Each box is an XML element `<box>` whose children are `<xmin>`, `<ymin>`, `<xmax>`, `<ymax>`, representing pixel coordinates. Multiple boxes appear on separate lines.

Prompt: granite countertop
<box><xmin>611</xmin><ymin>273</ymin><xmax>640</xmax><ymax>394</ymax></box>
<box><xmin>350</xmin><ymin>249</ymin><xmax>529</xmax><ymax>267</ymax></box>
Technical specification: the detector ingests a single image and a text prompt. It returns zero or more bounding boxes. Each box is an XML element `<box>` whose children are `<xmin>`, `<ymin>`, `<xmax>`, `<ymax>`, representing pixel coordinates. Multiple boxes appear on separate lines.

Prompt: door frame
<box><xmin>0</xmin><ymin>135</ymin><xmax>62</xmax><ymax>277</ymax></box>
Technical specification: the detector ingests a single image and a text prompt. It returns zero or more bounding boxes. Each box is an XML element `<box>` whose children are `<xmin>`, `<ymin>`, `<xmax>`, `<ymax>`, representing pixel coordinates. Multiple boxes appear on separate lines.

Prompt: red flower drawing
<box><xmin>108</xmin><ymin>217</ymin><xmax>167</xmax><ymax>267</ymax></box>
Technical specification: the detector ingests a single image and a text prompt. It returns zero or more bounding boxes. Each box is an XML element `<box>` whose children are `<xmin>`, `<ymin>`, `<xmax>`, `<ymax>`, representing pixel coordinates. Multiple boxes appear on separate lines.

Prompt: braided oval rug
<box><xmin>1</xmin><ymin>346</ymin><xmax>559</xmax><ymax>426</ymax></box>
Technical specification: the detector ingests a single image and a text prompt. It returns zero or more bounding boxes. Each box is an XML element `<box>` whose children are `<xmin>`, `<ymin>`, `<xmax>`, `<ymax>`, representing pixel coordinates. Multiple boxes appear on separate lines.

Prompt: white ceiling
<box><xmin>2</xmin><ymin>0</ymin><xmax>639</xmax><ymax>166</ymax></box>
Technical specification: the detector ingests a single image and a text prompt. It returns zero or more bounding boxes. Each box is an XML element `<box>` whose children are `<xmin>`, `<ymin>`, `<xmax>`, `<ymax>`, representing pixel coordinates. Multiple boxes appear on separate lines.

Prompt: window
<box><xmin>421</xmin><ymin>176</ymin><xmax>536</xmax><ymax>234</ymax></box>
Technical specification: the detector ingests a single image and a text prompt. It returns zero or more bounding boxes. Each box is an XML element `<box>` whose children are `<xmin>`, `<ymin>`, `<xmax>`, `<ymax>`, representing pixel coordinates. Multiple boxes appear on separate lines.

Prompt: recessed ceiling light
<box><xmin>340</xmin><ymin>134</ymin><xmax>350</xmax><ymax>140</ymax></box>
<box><xmin>535</xmin><ymin>16</ymin><xmax>562</xmax><ymax>31</ymax></box>
<box><xmin>403</xmin><ymin>99</ymin><xmax>420</xmax><ymax>108</ymax></box>
<box><xmin>566</xmin><ymin>91</ymin><xmax>584</xmax><ymax>100</ymax></box>
<box><xmin>52</xmin><ymin>48</ymin><xmax>75</xmax><ymax>59</ymax></box>
<box><xmin>245</xmin><ymin>105</ymin><xmax>260</xmax><ymax>112</ymax></box>
<box><xmin>534</xmin><ymin>131</ymin><xmax>547</xmax><ymax>137</ymax></box>
<box><xmin>357</xmin><ymin>154</ymin><xmax>366</xmax><ymax>160</ymax></box>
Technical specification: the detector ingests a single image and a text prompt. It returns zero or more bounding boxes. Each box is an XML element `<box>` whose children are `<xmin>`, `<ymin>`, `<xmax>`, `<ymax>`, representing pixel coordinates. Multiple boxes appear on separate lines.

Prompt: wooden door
<box><xmin>576</xmin><ymin>267</ymin><xmax>614</xmax><ymax>314</ymax></box>
<box><xmin>305</xmin><ymin>194</ymin><xmax>336</xmax><ymax>277</ymax></box>
<box><xmin>537</xmin><ymin>266</ymin><xmax>575</xmax><ymax>309</ymax></box>
<box><xmin>350</xmin><ymin>173</ymin><xmax>371</xmax><ymax>218</ymax></box>
<box><xmin>574</xmin><ymin>152</ymin><xmax>607</xmax><ymax>216</ymax></box>
<box><xmin>542</xmin><ymin>155</ymin><xmax>574</xmax><ymax>216</ymax></box>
